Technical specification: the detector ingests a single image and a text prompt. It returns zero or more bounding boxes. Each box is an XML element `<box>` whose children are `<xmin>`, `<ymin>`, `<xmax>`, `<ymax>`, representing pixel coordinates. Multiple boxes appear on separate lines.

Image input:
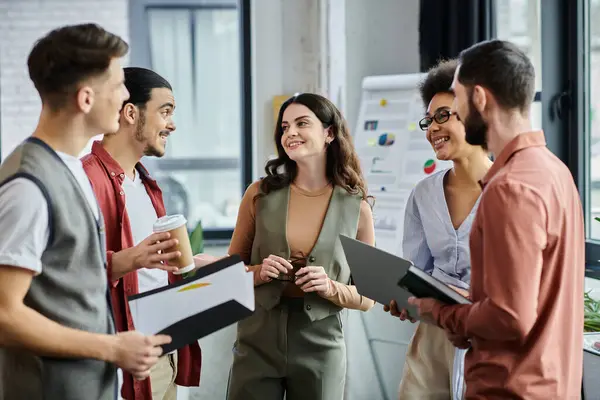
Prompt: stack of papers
<box><xmin>128</xmin><ymin>255</ymin><xmax>254</xmax><ymax>354</ymax></box>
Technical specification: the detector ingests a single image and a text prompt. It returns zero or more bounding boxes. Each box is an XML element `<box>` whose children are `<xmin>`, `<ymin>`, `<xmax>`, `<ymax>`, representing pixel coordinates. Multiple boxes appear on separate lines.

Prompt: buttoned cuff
<box><xmin>433</xmin><ymin>302</ymin><xmax>472</xmax><ymax>338</ymax></box>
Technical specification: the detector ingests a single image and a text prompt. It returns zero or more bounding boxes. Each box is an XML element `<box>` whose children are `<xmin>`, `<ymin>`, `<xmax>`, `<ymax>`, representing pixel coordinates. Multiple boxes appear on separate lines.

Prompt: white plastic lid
<box><xmin>153</xmin><ymin>214</ymin><xmax>187</xmax><ymax>233</ymax></box>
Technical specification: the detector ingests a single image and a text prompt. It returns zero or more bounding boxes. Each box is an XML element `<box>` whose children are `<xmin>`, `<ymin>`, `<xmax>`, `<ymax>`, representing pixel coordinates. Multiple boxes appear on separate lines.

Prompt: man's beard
<box><xmin>135</xmin><ymin>114</ymin><xmax>165</xmax><ymax>158</ymax></box>
<box><xmin>464</xmin><ymin>96</ymin><xmax>488</xmax><ymax>148</ymax></box>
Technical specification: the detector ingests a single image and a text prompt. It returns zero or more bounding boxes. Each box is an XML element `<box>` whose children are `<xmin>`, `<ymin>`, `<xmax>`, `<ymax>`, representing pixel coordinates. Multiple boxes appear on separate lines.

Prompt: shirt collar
<box><xmin>90</xmin><ymin>141</ymin><xmax>155</xmax><ymax>183</ymax></box>
<box><xmin>480</xmin><ymin>130</ymin><xmax>547</xmax><ymax>188</ymax></box>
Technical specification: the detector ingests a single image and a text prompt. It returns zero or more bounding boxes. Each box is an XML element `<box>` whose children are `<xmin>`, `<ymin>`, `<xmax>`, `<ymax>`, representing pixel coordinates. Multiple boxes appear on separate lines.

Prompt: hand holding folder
<box><xmin>340</xmin><ymin>235</ymin><xmax>470</xmax><ymax>322</ymax></box>
<box><xmin>127</xmin><ymin>254</ymin><xmax>254</xmax><ymax>354</ymax></box>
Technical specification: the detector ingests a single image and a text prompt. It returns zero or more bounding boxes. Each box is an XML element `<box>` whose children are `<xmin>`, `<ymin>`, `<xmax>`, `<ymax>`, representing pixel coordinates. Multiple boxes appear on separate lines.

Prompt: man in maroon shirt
<box><xmin>82</xmin><ymin>68</ymin><xmax>205</xmax><ymax>400</ymax></box>
<box><xmin>408</xmin><ymin>40</ymin><xmax>585</xmax><ymax>399</ymax></box>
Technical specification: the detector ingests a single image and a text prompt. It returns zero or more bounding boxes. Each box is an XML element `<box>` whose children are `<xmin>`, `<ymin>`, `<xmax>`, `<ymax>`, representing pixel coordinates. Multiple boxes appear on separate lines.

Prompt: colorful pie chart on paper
<box><xmin>378</xmin><ymin>133</ymin><xmax>396</xmax><ymax>146</ymax></box>
<box><xmin>423</xmin><ymin>159</ymin><xmax>437</xmax><ymax>175</ymax></box>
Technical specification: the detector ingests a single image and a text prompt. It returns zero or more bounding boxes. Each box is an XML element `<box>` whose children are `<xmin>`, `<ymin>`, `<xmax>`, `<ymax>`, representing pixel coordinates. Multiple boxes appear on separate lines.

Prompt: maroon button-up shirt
<box><xmin>432</xmin><ymin>131</ymin><xmax>584</xmax><ymax>399</ymax></box>
<box><xmin>82</xmin><ymin>141</ymin><xmax>201</xmax><ymax>400</ymax></box>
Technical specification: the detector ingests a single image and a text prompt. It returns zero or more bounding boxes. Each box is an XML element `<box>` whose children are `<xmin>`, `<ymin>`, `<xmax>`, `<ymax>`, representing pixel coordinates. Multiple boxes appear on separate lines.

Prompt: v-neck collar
<box><xmin>438</xmin><ymin>169</ymin><xmax>481</xmax><ymax>234</ymax></box>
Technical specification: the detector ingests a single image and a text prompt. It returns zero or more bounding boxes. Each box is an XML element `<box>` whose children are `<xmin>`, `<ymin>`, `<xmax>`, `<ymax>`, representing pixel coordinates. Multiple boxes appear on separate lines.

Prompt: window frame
<box><xmin>506</xmin><ymin>0</ymin><xmax>598</xmax><ymax>278</ymax></box>
<box><xmin>544</xmin><ymin>0</ymin><xmax>598</xmax><ymax>277</ymax></box>
<box><xmin>128</xmin><ymin>0</ymin><xmax>252</xmax><ymax>244</ymax></box>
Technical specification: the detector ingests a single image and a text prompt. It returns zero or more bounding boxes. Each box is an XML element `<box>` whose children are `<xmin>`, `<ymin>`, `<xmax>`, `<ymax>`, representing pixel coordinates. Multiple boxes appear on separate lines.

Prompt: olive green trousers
<box><xmin>226</xmin><ymin>298</ymin><xmax>346</xmax><ymax>400</ymax></box>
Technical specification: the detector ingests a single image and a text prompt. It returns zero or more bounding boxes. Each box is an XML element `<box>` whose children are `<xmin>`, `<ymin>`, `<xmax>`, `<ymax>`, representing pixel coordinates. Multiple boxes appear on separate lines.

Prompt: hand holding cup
<box><xmin>152</xmin><ymin>215</ymin><xmax>195</xmax><ymax>275</ymax></box>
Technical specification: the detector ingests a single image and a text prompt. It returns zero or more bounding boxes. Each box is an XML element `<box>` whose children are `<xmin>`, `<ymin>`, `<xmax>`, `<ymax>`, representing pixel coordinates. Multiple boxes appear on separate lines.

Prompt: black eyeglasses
<box><xmin>274</xmin><ymin>256</ymin><xmax>307</xmax><ymax>282</ymax></box>
<box><xmin>418</xmin><ymin>109</ymin><xmax>457</xmax><ymax>131</ymax></box>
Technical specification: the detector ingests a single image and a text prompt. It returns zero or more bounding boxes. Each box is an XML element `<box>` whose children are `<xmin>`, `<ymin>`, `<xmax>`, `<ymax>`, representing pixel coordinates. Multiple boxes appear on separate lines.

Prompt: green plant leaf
<box><xmin>584</xmin><ymin>290</ymin><xmax>600</xmax><ymax>332</ymax></box>
<box><xmin>189</xmin><ymin>221</ymin><xmax>204</xmax><ymax>255</ymax></box>
<box><xmin>181</xmin><ymin>221</ymin><xmax>205</xmax><ymax>280</ymax></box>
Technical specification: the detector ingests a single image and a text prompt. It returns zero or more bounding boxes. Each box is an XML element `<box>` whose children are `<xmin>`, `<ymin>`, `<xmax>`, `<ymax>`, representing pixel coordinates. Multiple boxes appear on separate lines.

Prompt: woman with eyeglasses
<box><xmin>226</xmin><ymin>93</ymin><xmax>375</xmax><ymax>400</ymax></box>
<box><xmin>383</xmin><ymin>59</ymin><xmax>492</xmax><ymax>400</ymax></box>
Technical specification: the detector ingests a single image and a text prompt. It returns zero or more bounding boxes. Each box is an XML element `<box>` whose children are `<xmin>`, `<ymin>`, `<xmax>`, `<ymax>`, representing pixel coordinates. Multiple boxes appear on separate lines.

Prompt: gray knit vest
<box><xmin>0</xmin><ymin>138</ymin><xmax>116</xmax><ymax>400</ymax></box>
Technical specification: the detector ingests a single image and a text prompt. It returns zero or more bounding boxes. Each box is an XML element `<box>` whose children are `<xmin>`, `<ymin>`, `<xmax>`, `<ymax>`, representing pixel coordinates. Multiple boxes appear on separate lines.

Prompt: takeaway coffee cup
<box><xmin>153</xmin><ymin>215</ymin><xmax>195</xmax><ymax>275</ymax></box>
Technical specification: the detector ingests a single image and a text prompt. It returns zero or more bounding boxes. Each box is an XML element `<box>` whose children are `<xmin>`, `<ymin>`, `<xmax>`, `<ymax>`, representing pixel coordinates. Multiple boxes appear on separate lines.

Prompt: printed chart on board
<box><xmin>354</xmin><ymin>74</ymin><xmax>452</xmax><ymax>256</ymax></box>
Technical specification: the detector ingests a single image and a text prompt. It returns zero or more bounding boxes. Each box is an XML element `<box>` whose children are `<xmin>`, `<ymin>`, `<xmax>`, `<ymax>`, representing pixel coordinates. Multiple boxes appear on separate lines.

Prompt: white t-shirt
<box><xmin>121</xmin><ymin>171</ymin><xmax>168</xmax><ymax>294</ymax></box>
<box><xmin>121</xmin><ymin>171</ymin><xmax>173</xmax><ymax>362</ymax></box>
<box><xmin>0</xmin><ymin>151</ymin><xmax>99</xmax><ymax>274</ymax></box>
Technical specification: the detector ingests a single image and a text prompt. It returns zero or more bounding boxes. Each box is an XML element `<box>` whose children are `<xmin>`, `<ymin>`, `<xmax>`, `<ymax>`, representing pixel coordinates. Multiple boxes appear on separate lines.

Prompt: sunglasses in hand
<box><xmin>274</xmin><ymin>256</ymin><xmax>307</xmax><ymax>282</ymax></box>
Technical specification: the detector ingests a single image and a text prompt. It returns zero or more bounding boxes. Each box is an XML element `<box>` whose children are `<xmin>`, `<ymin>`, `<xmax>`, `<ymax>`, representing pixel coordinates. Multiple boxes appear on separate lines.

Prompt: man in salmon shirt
<box><xmin>82</xmin><ymin>67</ymin><xmax>208</xmax><ymax>400</ymax></box>
<box><xmin>408</xmin><ymin>40</ymin><xmax>585</xmax><ymax>399</ymax></box>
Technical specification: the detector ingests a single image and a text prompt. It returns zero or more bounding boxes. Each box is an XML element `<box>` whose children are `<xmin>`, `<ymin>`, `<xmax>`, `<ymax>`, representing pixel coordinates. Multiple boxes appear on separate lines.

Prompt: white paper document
<box><xmin>128</xmin><ymin>255</ymin><xmax>254</xmax><ymax>353</ymax></box>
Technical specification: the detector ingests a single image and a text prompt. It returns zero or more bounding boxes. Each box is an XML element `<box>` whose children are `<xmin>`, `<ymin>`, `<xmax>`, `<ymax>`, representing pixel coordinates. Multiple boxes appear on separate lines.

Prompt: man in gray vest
<box><xmin>0</xmin><ymin>24</ymin><xmax>171</xmax><ymax>400</ymax></box>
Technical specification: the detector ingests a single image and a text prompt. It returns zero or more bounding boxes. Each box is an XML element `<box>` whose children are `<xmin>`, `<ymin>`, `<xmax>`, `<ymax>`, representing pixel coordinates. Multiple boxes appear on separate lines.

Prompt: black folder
<box><xmin>127</xmin><ymin>254</ymin><xmax>254</xmax><ymax>354</ymax></box>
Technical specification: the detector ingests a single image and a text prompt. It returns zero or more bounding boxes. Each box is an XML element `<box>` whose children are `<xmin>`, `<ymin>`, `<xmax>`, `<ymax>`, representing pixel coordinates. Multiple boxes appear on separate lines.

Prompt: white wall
<box><xmin>343</xmin><ymin>0</ymin><xmax>420</xmax><ymax>132</ymax></box>
<box><xmin>251</xmin><ymin>0</ymin><xmax>420</xmax><ymax>178</ymax></box>
<box><xmin>0</xmin><ymin>0</ymin><xmax>129</xmax><ymax>159</ymax></box>
<box><xmin>251</xmin><ymin>0</ymin><xmax>325</xmax><ymax>179</ymax></box>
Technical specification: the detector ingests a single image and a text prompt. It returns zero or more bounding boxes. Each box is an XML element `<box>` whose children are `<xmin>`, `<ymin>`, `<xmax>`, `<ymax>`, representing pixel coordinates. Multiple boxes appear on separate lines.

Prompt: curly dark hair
<box><xmin>418</xmin><ymin>58</ymin><xmax>458</xmax><ymax>109</ymax></box>
<box><xmin>257</xmin><ymin>93</ymin><xmax>369</xmax><ymax>202</ymax></box>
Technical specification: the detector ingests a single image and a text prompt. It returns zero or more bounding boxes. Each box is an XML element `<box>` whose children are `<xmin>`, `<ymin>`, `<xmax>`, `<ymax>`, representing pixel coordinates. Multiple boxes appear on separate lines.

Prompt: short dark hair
<box><xmin>123</xmin><ymin>67</ymin><xmax>172</xmax><ymax>109</ymax></box>
<box><xmin>457</xmin><ymin>39</ymin><xmax>535</xmax><ymax>113</ymax></box>
<box><xmin>27</xmin><ymin>23</ymin><xmax>129</xmax><ymax>110</ymax></box>
<box><xmin>419</xmin><ymin>59</ymin><xmax>458</xmax><ymax>109</ymax></box>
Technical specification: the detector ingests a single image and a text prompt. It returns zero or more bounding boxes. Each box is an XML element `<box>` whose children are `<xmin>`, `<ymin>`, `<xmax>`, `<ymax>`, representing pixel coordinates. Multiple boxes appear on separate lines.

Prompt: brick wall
<box><xmin>0</xmin><ymin>0</ymin><xmax>129</xmax><ymax>159</ymax></box>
